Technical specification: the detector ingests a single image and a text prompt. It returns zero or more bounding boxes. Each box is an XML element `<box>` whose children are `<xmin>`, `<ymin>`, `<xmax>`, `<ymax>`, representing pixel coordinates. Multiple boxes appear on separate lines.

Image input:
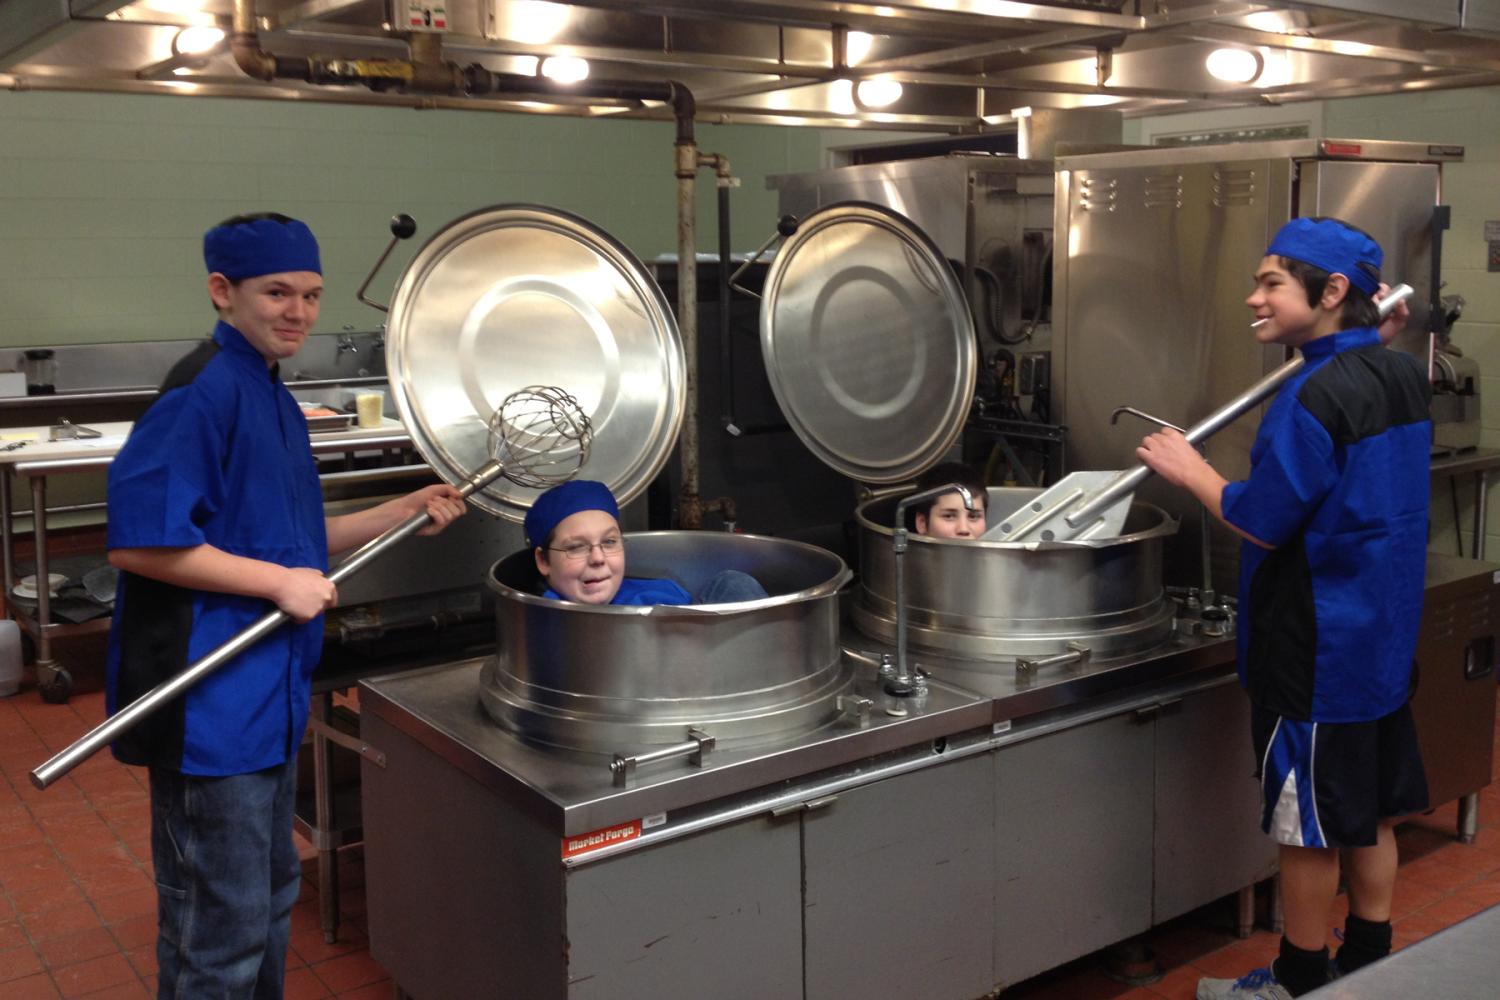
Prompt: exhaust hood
<box><xmin>3</xmin><ymin>0</ymin><xmax>1500</xmax><ymax>129</ymax></box>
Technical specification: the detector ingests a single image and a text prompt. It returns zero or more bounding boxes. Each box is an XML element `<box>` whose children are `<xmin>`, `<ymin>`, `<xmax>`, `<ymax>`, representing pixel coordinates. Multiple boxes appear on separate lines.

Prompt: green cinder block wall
<box><xmin>0</xmin><ymin>89</ymin><xmax>910</xmax><ymax>346</ymax></box>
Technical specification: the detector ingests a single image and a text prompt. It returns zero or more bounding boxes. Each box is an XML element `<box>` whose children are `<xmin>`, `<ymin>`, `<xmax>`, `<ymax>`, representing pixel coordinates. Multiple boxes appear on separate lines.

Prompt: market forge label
<box><xmin>562</xmin><ymin>820</ymin><xmax>641</xmax><ymax>860</ymax></box>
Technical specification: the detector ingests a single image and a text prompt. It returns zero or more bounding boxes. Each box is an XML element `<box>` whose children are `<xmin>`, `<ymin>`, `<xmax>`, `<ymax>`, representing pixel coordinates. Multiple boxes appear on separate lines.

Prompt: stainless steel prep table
<box><xmin>0</xmin><ymin>418</ymin><xmax>412</xmax><ymax>700</ymax></box>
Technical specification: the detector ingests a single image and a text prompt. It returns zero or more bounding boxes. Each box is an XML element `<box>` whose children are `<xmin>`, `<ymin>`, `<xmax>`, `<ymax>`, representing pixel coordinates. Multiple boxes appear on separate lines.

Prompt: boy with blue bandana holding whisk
<box><xmin>1137</xmin><ymin>217</ymin><xmax>1429</xmax><ymax>998</ymax></box>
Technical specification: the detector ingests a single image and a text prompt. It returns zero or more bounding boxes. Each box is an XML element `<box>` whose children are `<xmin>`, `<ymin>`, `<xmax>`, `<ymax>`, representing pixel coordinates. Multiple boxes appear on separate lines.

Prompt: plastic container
<box><xmin>0</xmin><ymin>620</ymin><xmax>22</xmax><ymax>697</ymax></box>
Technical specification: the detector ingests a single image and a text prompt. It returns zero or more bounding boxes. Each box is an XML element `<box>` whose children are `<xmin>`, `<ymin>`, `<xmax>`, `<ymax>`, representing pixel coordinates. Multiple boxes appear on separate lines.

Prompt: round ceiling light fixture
<box><xmin>540</xmin><ymin>55</ymin><xmax>590</xmax><ymax>84</ymax></box>
<box><xmin>1205</xmin><ymin>47</ymin><xmax>1263</xmax><ymax>85</ymax></box>
<box><xmin>854</xmin><ymin>77</ymin><xmax>903</xmax><ymax>109</ymax></box>
<box><xmin>172</xmin><ymin>26</ymin><xmax>226</xmax><ymax>57</ymax></box>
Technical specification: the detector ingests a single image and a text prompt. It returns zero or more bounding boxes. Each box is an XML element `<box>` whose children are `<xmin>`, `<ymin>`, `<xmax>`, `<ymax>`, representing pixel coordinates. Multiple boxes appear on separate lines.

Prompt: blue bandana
<box><xmin>203</xmin><ymin>217</ymin><xmax>321</xmax><ymax>280</ymax></box>
<box><xmin>525</xmin><ymin>479</ymin><xmax>619</xmax><ymax>547</ymax></box>
<box><xmin>1266</xmin><ymin>218</ymin><xmax>1382</xmax><ymax>296</ymax></box>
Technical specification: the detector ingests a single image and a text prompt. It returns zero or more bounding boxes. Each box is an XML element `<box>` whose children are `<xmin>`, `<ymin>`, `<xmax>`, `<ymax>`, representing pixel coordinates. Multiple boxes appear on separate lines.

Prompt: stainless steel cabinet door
<box><xmin>802</xmin><ymin>753</ymin><xmax>997</xmax><ymax>1000</ymax></box>
<box><xmin>1152</xmin><ymin>682</ymin><xmax>1278</xmax><ymax>924</ymax></box>
<box><xmin>993</xmin><ymin>711</ymin><xmax>1155</xmax><ymax>986</ymax></box>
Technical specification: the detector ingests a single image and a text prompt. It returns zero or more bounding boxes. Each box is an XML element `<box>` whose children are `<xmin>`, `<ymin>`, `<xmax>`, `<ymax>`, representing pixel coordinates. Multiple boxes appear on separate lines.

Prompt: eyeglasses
<box><xmin>549</xmin><ymin>536</ymin><xmax>623</xmax><ymax>561</ymax></box>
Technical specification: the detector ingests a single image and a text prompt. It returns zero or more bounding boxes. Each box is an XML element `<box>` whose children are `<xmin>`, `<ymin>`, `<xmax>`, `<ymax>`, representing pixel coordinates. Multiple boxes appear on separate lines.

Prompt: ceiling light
<box><xmin>173</xmin><ymin>26</ymin><xmax>225</xmax><ymax>57</ymax></box>
<box><xmin>1205</xmin><ymin>48</ymin><xmax>1263</xmax><ymax>84</ymax></box>
<box><xmin>541</xmin><ymin>56</ymin><xmax>590</xmax><ymax>84</ymax></box>
<box><xmin>854</xmin><ymin>78</ymin><xmax>903</xmax><ymax>108</ymax></box>
<box><xmin>846</xmin><ymin>31</ymin><xmax>875</xmax><ymax>67</ymax></box>
<box><xmin>506</xmin><ymin>1</ymin><xmax>571</xmax><ymax>45</ymax></box>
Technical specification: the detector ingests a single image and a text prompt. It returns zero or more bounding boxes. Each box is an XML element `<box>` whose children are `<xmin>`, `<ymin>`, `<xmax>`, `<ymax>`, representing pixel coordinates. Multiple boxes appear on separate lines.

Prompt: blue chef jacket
<box><xmin>105</xmin><ymin>321</ymin><xmax>328</xmax><ymax>776</ymax></box>
<box><xmin>1220</xmin><ymin>327</ymin><xmax>1431</xmax><ymax>723</ymax></box>
<box><xmin>544</xmin><ymin>576</ymin><xmax>692</xmax><ymax>605</ymax></box>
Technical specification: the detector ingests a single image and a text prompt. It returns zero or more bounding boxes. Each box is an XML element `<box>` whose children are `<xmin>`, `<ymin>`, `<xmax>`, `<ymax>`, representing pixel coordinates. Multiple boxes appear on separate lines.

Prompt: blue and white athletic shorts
<box><xmin>1251</xmin><ymin>702</ymin><xmax>1428</xmax><ymax>849</ymax></box>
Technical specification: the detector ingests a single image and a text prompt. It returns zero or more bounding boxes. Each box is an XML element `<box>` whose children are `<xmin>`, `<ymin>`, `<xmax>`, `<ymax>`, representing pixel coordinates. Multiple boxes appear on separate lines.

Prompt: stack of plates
<box><xmin>13</xmin><ymin>573</ymin><xmax>67</xmax><ymax>600</ymax></box>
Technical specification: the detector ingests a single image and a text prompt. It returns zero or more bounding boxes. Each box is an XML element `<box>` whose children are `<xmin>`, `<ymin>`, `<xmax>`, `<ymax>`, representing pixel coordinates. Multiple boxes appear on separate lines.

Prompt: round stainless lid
<box><xmin>759</xmin><ymin>201</ymin><xmax>976</xmax><ymax>485</ymax></box>
<box><xmin>384</xmin><ymin>205</ymin><xmax>685</xmax><ymax>520</ymax></box>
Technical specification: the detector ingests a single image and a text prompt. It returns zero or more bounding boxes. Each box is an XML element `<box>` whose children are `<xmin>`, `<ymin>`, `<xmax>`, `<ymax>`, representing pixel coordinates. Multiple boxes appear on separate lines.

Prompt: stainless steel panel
<box><xmin>363</xmin><ymin>710</ymin><xmax>569</xmax><ymax>1000</ymax></box>
<box><xmin>1295</xmin><ymin>0</ymin><xmax>1458</xmax><ymax>27</ymax></box>
<box><xmin>994</xmin><ymin>709</ymin><xmax>1155</xmax><ymax>986</ymax></box>
<box><xmin>803</xmin><ymin>754</ymin><xmax>996</xmax><ymax>1000</ymax></box>
<box><xmin>1055</xmin><ymin>156</ymin><xmax>1291</xmax><ymax>593</ymax></box>
<box><xmin>1299</xmin><ymin>159</ymin><xmax>1441</xmax><ymax>363</ymax></box>
<box><xmin>566</xmin><ymin>821</ymin><xmax>803</xmax><ymax>1000</ymax></box>
<box><xmin>1409</xmin><ymin>552</ymin><xmax>1499</xmax><ymax>807</ymax></box>
<box><xmin>385</xmin><ymin>204</ymin><xmax>684</xmax><ymax>521</ymax></box>
<box><xmin>1153</xmin><ymin>682</ymin><xmax>1278</xmax><ymax>924</ymax></box>
<box><xmin>760</xmin><ymin>201</ymin><xmax>976</xmax><ymax>484</ymax></box>
<box><xmin>1464</xmin><ymin>0</ymin><xmax>1500</xmax><ymax>32</ymax></box>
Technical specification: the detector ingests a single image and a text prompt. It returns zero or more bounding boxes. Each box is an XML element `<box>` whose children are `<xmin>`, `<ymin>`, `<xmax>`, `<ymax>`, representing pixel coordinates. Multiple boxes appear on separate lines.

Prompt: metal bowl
<box><xmin>479</xmin><ymin>532</ymin><xmax>854</xmax><ymax>752</ymax></box>
<box><xmin>853</xmin><ymin>488</ymin><xmax>1179</xmax><ymax>662</ymax></box>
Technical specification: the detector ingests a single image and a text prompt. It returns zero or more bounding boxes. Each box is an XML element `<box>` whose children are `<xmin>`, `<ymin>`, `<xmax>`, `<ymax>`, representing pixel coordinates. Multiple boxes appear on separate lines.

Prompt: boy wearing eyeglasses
<box><xmin>527</xmin><ymin>479</ymin><xmax>765</xmax><ymax>604</ymax></box>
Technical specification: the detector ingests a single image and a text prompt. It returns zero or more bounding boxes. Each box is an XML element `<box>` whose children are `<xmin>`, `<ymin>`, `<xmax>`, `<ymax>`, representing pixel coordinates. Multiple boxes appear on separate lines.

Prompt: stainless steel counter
<box><xmin>1309</xmin><ymin>902</ymin><xmax>1500</xmax><ymax>997</ymax></box>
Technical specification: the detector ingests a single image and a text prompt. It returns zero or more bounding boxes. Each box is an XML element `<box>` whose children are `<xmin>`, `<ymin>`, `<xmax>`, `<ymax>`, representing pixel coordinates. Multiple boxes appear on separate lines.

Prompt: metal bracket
<box><xmin>1015</xmin><ymin>641</ymin><xmax>1091</xmax><ymax>679</ymax></box>
<box><xmin>836</xmin><ymin>694</ymin><xmax>874</xmax><ymax>729</ymax></box>
<box><xmin>1110</xmin><ymin>406</ymin><xmax>1186</xmax><ymax>435</ymax></box>
<box><xmin>307</xmin><ymin>715</ymin><xmax>387</xmax><ymax>768</ymax></box>
<box><xmin>610</xmin><ymin>727</ymin><xmax>716</xmax><ymax>787</ymax></box>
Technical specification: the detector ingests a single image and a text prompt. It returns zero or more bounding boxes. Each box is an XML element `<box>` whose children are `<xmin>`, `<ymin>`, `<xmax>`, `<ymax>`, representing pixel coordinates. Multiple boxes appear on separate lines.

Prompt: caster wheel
<box><xmin>39</xmin><ymin>667</ymin><xmax>73</xmax><ymax>704</ymax></box>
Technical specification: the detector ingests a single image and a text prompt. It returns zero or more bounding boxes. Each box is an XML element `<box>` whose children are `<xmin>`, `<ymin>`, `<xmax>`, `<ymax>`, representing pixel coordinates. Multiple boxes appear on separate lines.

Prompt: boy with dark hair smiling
<box><xmin>106</xmin><ymin>212</ymin><xmax>467</xmax><ymax>999</ymax></box>
<box><xmin>1136</xmin><ymin>217</ymin><xmax>1429</xmax><ymax>999</ymax></box>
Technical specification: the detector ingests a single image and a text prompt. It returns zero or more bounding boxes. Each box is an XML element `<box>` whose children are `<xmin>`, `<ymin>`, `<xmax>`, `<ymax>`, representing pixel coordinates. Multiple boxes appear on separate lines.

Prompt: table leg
<box><xmin>312</xmin><ymin>692</ymin><xmax>342</xmax><ymax>943</ymax></box>
<box><xmin>1236</xmin><ymin>883</ymin><xmax>1255</xmax><ymax>938</ymax></box>
<box><xmin>1458</xmin><ymin>793</ymin><xmax>1480</xmax><ymax>844</ymax></box>
<box><xmin>1</xmin><ymin>469</ymin><xmax>14</xmax><ymax>606</ymax></box>
<box><xmin>31</xmin><ymin>477</ymin><xmax>54</xmax><ymax>671</ymax></box>
<box><xmin>1474</xmin><ymin>471</ymin><xmax>1489</xmax><ymax>561</ymax></box>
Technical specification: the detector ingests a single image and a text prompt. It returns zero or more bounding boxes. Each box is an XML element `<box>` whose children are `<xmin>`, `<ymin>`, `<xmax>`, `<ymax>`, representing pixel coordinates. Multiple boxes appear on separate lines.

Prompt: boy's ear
<box><xmin>914</xmin><ymin>512</ymin><xmax>929</xmax><ymax>535</ymax></box>
<box><xmin>533</xmin><ymin>547</ymin><xmax>551</xmax><ymax>579</ymax></box>
<box><xmin>1320</xmin><ymin>272</ymin><xmax>1351</xmax><ymax>312</ymax></box>
<box><xmin>207</xmin><ymin>273</ymin><xmax>233</xmax><ymax>311</ymax></box>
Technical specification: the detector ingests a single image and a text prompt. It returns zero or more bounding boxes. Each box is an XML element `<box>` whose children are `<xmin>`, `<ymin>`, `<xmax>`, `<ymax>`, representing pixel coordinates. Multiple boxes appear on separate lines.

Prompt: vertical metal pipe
<box><xmin>1</xmin><ymin>468</ymin><xmax>14</xmax><ymax>601</ymax></box>
<box><xmin>718</xmin><ymin>184</ymin><xmax>734</xmax><ymax>430</ymax></box>
<box><xmin>30</xmin><ymin>476</ymin><xmax>52</xmax><ymax>668</ymax></box>
<box><xmin>676</xmin><ymin>139</ymin><xmax>701</xmax><ymax>528</ymax></box>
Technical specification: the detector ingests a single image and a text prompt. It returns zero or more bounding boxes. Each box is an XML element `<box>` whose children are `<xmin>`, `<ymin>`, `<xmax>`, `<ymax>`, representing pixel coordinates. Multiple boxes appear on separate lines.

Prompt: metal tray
<box><xmin>305</xmin><ymin>413</ymin><xmax>356</xmax><ymax>433</ymax></box>
<box><xmin>383</xmin><ymin>204</ymin><xmax>684</xmax><ymax>521</ymax></box>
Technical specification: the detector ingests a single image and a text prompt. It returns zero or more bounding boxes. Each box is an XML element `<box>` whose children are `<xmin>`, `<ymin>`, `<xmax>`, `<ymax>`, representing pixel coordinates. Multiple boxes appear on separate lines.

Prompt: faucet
<box><xmin>888</xmin><ymin>482</ymin><xmax>975</xmax><ymax>697</ymax></box>
<box><xmin>337</xmin><ymin>327</ymin><xmax>359</xmax><ymax>356</ymax></box>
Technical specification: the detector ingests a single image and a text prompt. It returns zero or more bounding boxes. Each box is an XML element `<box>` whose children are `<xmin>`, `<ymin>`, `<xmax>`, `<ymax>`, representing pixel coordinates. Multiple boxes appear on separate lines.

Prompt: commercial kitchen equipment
<box><xmin>353</xmin><ymin>199</ymin><xmax>1495</xmax><ymax>998</ymax></box>
<box><xmin>1052</xmin><ymin>138</ymin><xmax>1466</xmax><ymax>592</ymax></box>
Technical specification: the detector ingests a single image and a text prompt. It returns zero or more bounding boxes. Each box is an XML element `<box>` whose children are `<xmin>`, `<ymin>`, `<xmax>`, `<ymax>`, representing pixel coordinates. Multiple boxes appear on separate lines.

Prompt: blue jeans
<box><xmin>150</xmin><ymin>760</ymin><xmax>300</xmax><ymax>1000</ymax></box>
<box><xmin>693</xmin><ymin>569</ymin><xmax>769</xmax><ymax>603</ymax></box>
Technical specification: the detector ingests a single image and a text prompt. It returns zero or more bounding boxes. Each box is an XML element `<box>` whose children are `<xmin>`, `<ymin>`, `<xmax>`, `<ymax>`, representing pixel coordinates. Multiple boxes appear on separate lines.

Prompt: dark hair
<box><xmin>1276</xmin><ymin>217</ymin><xmax>1381</xmax><ymax>329</ymax></box>
<box><xmin>906</xmin><ymin>461</ymin><xmax>987</xmax><ymax>530</ymax></box>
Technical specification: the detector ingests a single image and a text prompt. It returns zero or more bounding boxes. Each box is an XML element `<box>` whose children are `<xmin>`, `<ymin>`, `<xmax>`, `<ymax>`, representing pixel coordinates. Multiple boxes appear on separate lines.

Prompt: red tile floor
<box><xmin>2</xmin><ymin>662</ymin><xmax>1497</xmax><ymax>1000</ymax></box>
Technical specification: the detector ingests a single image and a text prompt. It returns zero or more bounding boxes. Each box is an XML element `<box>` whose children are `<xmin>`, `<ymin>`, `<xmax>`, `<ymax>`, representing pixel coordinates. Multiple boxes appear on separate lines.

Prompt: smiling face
<box><xmin>1245</xmin><ymin>255</ymin><xmax>1346</xmax><ymax>348</ymax></box>
<box><xmin>916</xmin><ymin>492</ymin><xmax>987</xmax><ymax>539</ymax></box>
<box><xmin>534</xmin><ymin>508</ymin><xmax>626</xmax><ymax>604</ymax></box>
<box><xmin>208</xmin><ymin>270</ymin><xmax>323</xmax><ymax>365</ymax></box>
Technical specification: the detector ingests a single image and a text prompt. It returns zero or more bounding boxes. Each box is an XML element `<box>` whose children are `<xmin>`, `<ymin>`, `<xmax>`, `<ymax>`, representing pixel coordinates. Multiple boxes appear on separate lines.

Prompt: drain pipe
<box><xmin>674</xmin><ymin>97</ymin><xmax>738</xmax><ymax>531</ymax></box>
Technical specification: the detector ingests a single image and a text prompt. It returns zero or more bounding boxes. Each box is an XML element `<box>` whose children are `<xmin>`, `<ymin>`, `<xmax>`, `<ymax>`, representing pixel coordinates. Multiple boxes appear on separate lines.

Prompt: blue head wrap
<box><xmin>203</xmin><ymin>216</ymin><xmax>321</xmax><ymax>280</ymax></box>
<box><xmin>525</xmin><ymin>480</ymin><xmax>619</xmax><ymax>548</ymax></box>
<box><xmin>1266</xmin><ymin>218</ymin><xmax>1382</xmax><ymax>296</ymax></box>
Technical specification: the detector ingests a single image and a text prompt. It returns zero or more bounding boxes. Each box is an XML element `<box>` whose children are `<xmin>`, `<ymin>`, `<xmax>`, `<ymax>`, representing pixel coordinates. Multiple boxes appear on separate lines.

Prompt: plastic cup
<box><xmin>356</xmin><ymin>390</ymin><xmax>385</xmax><ymax>429</ymax></box>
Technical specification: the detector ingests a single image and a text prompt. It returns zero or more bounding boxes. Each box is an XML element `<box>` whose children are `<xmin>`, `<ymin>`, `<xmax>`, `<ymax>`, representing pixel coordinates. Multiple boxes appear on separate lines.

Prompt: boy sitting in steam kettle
<box><xmin>527</xmin><ymin>479</ymin><xmax>767</xmax><ymax>604</ymax></box>
<box><xmin>909</xmin><ymin>460</ymin><xmax>989</xmax><ymax>539</ymax></box>
<box><xmin>1136</xmin><ymin>217</ymin><xmax>1427</xmax><ymax>999</ymax></box>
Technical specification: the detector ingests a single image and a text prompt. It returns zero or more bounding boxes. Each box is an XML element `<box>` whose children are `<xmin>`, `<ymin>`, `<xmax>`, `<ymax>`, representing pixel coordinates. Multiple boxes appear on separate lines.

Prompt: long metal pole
<box><xmin>30</xmin><ymin>459</ymin><xmax>503</xmax><ymax>789</ymax></box>
<box><xmin>1064</xmin><ymin>283</ymin><xmax>1415</xmax><ymax>531</ymax></box>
